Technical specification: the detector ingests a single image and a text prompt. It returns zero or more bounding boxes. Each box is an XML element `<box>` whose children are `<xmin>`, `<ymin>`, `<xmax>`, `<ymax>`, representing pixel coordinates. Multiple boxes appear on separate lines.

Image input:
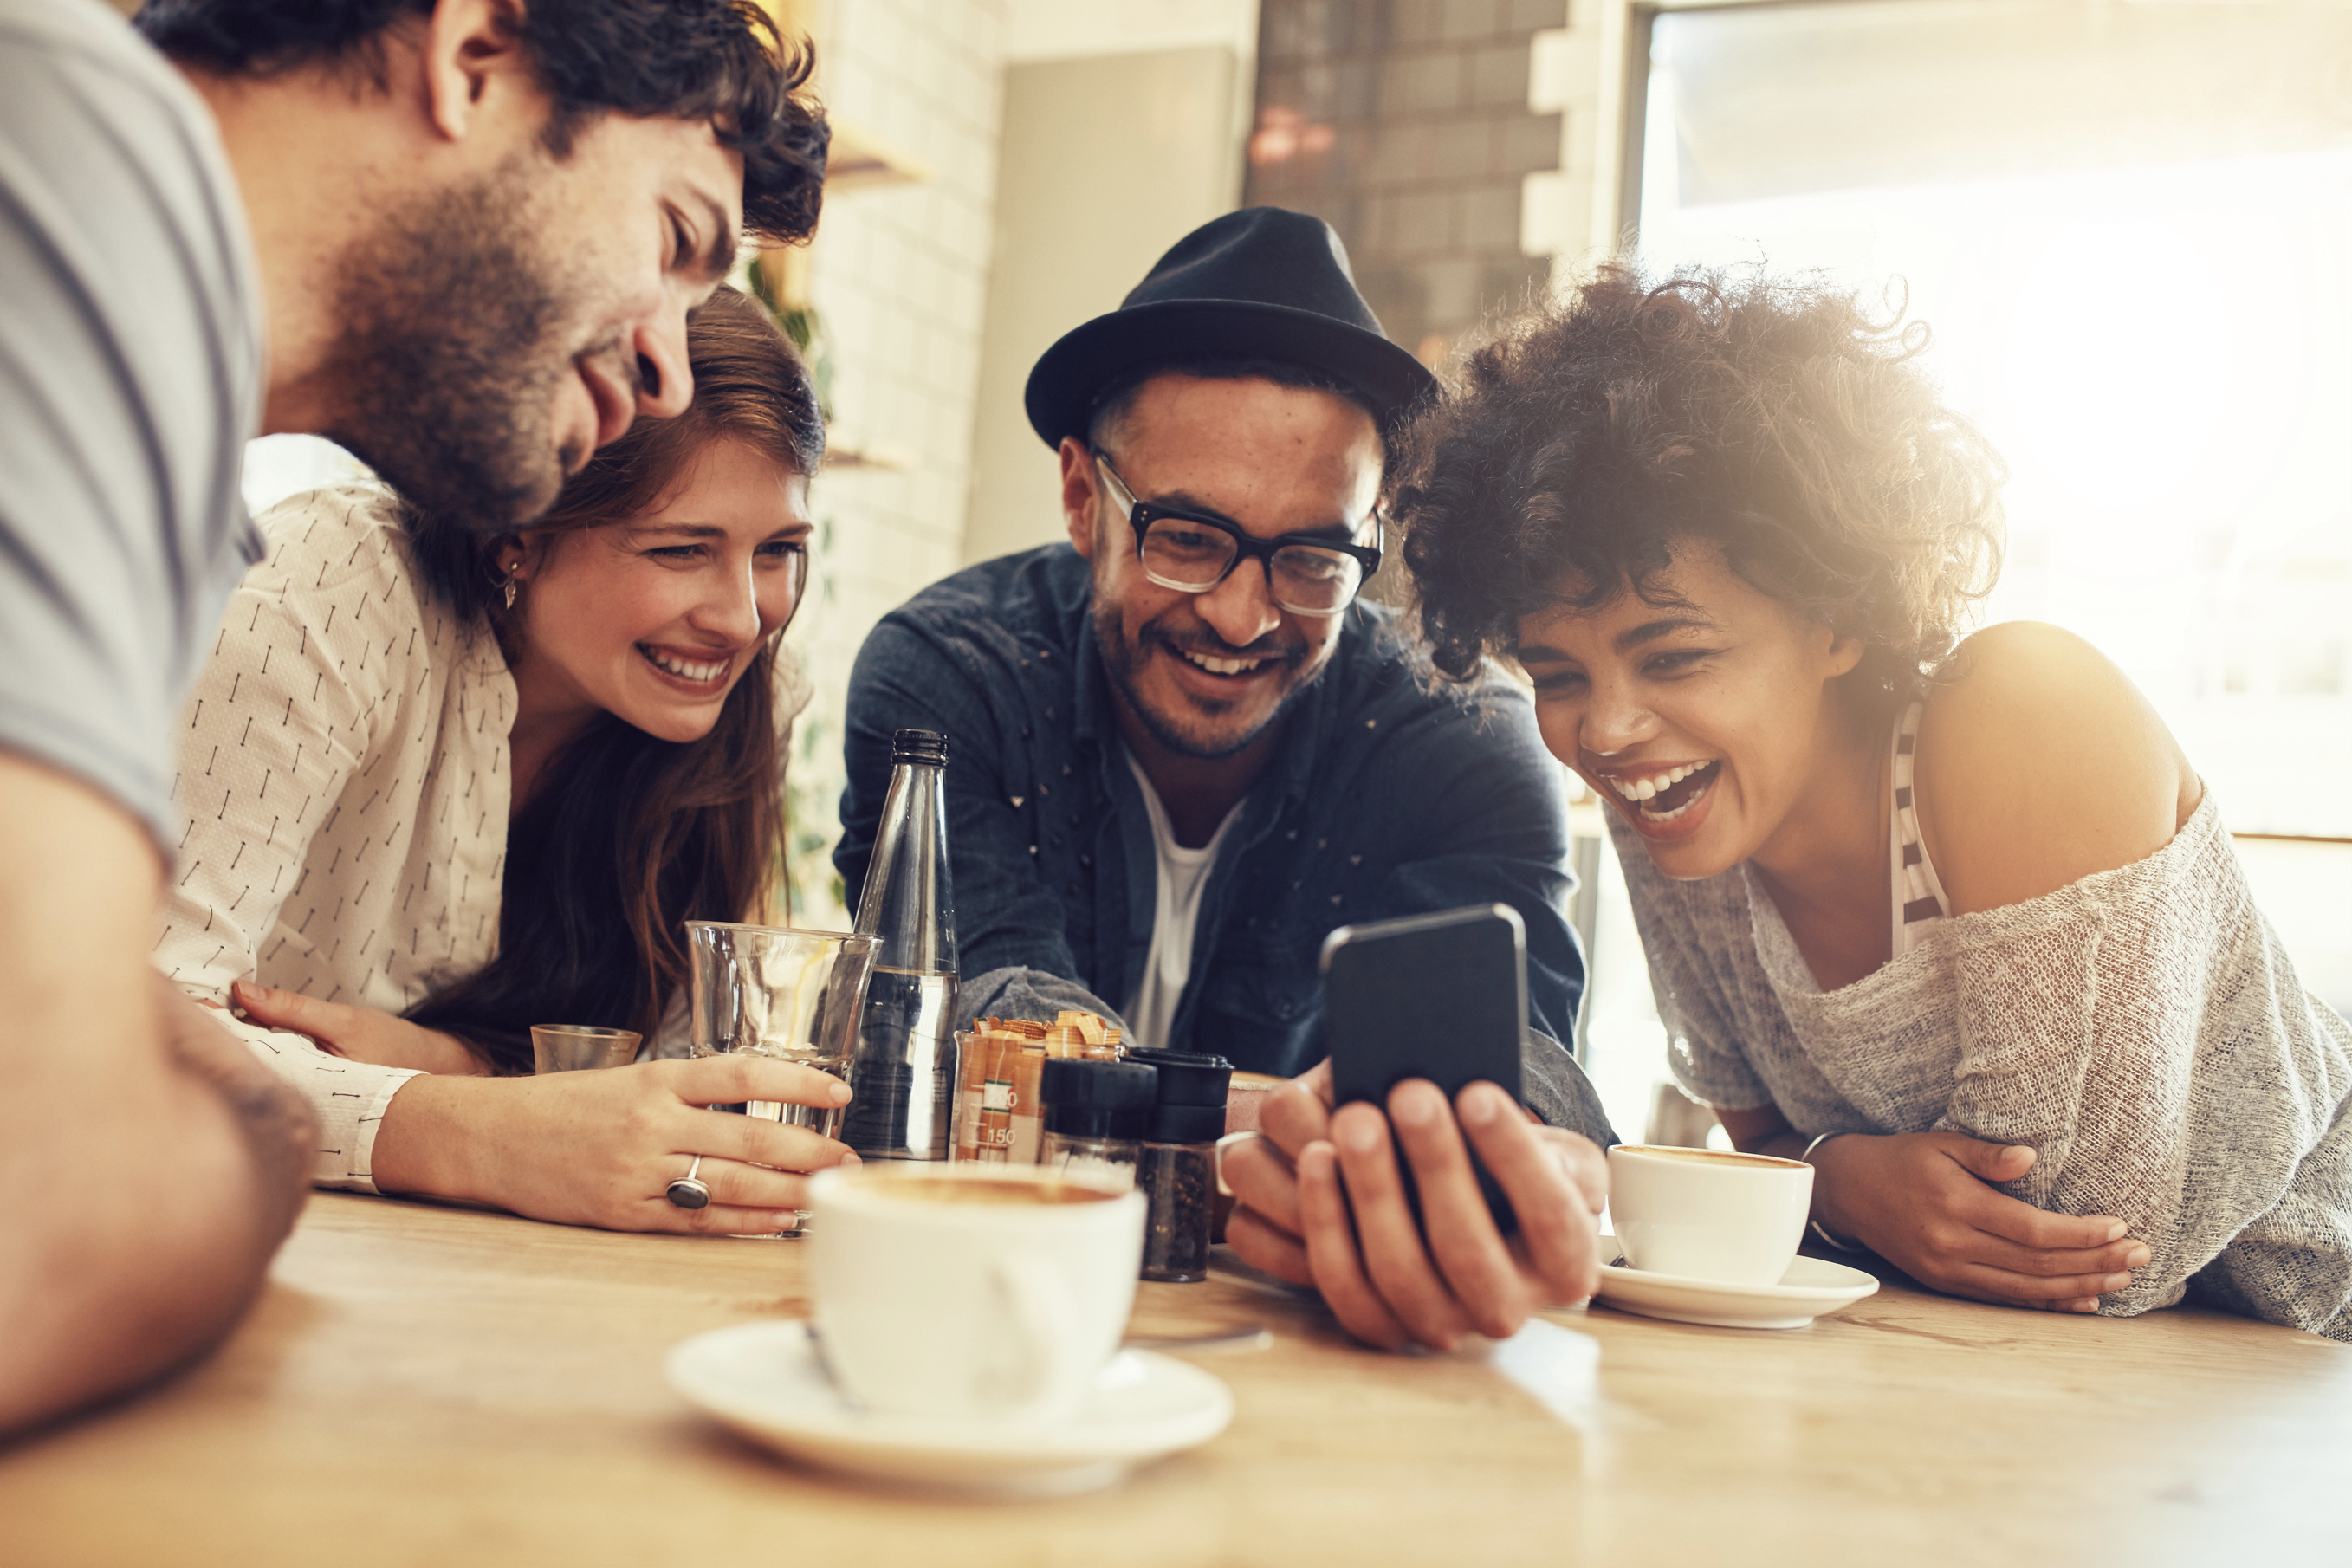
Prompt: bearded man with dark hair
<box><xmin>133</xmin><ymin>0</ymin><xmax>827</xmax><ymax>530</ymax></box>
<box><xmin>0</xmin><ymin>0</ymin><xmax>823</xmax><ymax>1435</ymax></box>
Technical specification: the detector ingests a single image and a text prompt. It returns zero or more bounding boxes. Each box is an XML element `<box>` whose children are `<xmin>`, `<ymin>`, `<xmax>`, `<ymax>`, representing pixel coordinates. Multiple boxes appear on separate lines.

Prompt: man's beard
<box><xmin>320</xmin><ymin>161</ymin><xmax>598</xmax><ymax>533</ymax></box>
<box><xmin>1092</xmin><ymin>606</ymin><xmax>1321</xmax><ymax>761</ymax></box>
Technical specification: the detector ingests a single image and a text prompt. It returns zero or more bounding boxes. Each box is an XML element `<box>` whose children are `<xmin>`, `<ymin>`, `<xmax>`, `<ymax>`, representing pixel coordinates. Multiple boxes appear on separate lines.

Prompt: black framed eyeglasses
<box><xmin>1092</xmin><ymin>450</ymin><xmax>1382</xmax><ymax>617</ymax></box>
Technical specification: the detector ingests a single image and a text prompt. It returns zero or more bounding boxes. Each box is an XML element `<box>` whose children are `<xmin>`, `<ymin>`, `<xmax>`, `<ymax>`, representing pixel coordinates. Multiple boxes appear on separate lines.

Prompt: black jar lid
<box><xmin>1120</xmin><ymin>1046</ymin><xmax>1234</xmax><ymax>1108</ymax></box>
<box><xmin>1040</xmin><ymin>1058</ymin><xmax>1157</xmax><ymax>1139</ymax></box>
<box><xmin>890</xmin><ymin>728</ymin><xmax>949</xmax><ymax>766</ymax></box>
<box><xmin>1144</xmin><ymin>1100</ymin><xmax>1226</xmax><ymax>1144</ymax></box>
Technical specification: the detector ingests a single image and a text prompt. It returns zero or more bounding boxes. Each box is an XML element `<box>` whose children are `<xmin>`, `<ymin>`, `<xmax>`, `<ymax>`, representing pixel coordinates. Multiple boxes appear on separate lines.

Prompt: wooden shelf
<box><xmin>824</xmin><ymin>121</ymin><xmax>932</xmax><ymax>193</ymax></box>
<box><xmin>820</xmin><ymin>437</ymin><xmax>913</xmax><ymax>473</ymax></box>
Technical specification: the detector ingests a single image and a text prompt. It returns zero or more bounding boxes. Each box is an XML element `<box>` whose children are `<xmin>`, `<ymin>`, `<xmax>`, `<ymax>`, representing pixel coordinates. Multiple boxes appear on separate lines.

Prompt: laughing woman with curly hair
<box><xmin>1396</xmin><ymin>265</ymin><xmax>2352</xmax><ymax>1339</ymax></box>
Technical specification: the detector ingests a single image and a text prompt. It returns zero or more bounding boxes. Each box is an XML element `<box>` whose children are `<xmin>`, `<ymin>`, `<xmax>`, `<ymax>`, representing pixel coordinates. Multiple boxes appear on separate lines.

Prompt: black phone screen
<box><xmin>1321</xmin><ymin>904</ymin><xmax>1528</xmax><ymax>1235</ymax></box>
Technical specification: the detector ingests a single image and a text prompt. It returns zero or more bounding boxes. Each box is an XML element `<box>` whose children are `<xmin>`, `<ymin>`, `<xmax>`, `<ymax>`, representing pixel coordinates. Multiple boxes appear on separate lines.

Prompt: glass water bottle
<box><xmin>842</xmin><ymin>728</ymin><xmax>960</xmax><ymax>1161</ymax></box>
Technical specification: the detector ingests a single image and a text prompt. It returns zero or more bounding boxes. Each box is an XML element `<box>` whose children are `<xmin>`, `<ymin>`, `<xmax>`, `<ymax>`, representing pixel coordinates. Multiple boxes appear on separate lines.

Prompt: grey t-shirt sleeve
<box><xmin>0</xmin><ymin>0</ymin><xmax>264</xmax><ymax>849</ymax></box>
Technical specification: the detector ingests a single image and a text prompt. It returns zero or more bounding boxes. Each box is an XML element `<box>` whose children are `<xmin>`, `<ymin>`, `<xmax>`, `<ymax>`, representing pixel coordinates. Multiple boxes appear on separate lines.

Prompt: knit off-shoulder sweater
<box><xmin>1612</xmin><ymin>793</ymin><xmax>2352</xmax><ymax>1342</ymax></box>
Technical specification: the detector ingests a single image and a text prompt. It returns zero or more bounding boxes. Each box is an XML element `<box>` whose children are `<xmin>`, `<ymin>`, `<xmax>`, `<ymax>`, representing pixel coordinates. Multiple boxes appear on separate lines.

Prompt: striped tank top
<box><xmin>1890</xmin><ymin>692</ymin><xmax>1952</xmax><ymax>958</ymax></box>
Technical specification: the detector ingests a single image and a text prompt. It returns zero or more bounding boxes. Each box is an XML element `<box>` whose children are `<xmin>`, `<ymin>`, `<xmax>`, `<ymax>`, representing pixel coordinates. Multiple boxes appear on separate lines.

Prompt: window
<box><xmin>1578</xmin><ymin>0</ymin><xmax>2352</xmax><ymax>1139</ymax></box>
<box><xmin>1634</xmin><ymin>0</ymin><xmax>2352</xmax><ymax>838</ymax></box>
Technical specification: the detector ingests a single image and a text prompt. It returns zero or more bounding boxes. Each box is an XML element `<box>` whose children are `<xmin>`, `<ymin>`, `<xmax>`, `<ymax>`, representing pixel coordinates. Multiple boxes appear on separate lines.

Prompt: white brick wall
<box><xmin>785</xmin><ymin>0</ymin><xmax>1012</xmax><ymax>923</ymax></box>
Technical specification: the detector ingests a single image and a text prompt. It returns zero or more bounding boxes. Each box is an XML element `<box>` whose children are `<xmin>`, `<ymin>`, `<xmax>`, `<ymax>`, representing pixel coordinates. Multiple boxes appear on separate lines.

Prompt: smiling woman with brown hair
<box><xmin>152</xmin><ymin>287</ymin><xmax>859</xmax><ymax>1236</ymax></box>
<box><xmin>1396</xmin><ymin>263</ymin><xmax>2352</xmax><ymax>1340</ymax></box>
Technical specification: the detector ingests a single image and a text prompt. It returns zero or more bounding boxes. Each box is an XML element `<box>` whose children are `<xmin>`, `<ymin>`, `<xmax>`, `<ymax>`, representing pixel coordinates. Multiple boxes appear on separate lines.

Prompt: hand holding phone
<box><xmin>1220</xmin><ymin>1056</ymin><xmax>1607</xmax><ymax>1351</ymax></box>
<box><xmin>1321</xmin><ymin>904</ymin><xmax>1530</xmax><ymax>1235</ymax></box>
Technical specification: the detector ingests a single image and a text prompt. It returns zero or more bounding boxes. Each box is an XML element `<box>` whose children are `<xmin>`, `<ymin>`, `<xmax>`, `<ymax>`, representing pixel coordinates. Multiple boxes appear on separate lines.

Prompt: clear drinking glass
<box><xmin>686</xmin><ymin>923</ymin><xmax>880</xmax><ymax>1137</ymax></box>
<box><xmin>686</xmin><ymin>923</ymin><xmax>880</xmax><ymax>1238</ymax></box>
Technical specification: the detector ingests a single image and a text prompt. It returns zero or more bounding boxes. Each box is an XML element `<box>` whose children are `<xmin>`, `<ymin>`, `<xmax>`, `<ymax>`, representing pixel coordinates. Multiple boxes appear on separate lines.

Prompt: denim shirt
<box><xmin>836</xmin><ymin>545</ymin><xmax>1613</xmax><ymax>1140</ymax></box>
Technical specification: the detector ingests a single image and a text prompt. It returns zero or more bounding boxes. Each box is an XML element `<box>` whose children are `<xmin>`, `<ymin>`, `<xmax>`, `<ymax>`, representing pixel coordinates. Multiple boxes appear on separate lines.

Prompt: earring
<box><xmin>502</xmin><ymin>573</ymin><xmax>520</xmax><ymax>611</ymax></box>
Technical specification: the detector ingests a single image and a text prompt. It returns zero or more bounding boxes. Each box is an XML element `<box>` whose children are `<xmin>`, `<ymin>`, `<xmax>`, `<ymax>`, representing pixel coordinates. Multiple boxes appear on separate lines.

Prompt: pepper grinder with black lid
<box><xmin>1125</xmin><ymin>1048</ymin><xmax>1234</xmax><ymax>1282</ymax></box>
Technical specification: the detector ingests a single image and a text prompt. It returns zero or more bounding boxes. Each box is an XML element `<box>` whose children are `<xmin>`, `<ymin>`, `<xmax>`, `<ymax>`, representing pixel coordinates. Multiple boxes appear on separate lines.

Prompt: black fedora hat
<box><xmin>1024</xmin><ymin>207</ymin><xmax>1438</xmax><ymax>450</ymax></box>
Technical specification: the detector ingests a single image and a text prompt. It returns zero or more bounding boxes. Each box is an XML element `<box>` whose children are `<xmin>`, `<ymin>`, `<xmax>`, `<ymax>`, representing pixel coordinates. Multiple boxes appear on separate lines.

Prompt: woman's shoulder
<box><xmin>232</xmin><ymin>483</ymin><xmax>492</xmax><ymax>709</ymax></box>
<box><xmin>248</xmin><ymin>483</ymin><xmax>421</xmax><ymax>607</ymax></box>
<box><xmin>1915</xmin><ymin>622</ymin><xmax>2200</xmax><ymax>915</ymax></box>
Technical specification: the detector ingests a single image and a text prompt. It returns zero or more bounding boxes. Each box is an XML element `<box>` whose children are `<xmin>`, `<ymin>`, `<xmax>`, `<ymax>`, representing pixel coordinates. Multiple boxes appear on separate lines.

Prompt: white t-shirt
<box><xmin>1122</xmin><ymin>750</ymin><xmax>1247</xmax><ymax>1053</ymax></box>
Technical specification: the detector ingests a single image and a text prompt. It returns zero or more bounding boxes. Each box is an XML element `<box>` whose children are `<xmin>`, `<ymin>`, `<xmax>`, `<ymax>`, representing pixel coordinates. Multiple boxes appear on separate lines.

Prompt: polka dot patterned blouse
<box><xmin>152</xmin><ymin>483</ymin><xmax>809</xmax><ymax>1191</ymax></box>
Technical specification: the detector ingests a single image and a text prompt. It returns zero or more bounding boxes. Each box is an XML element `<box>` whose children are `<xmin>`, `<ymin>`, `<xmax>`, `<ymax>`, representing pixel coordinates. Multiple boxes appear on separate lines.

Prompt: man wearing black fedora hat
<box><xmin>837</xmin><ymin>208</ymin><xmax>1615</xmax><ymax>1350</ymax></box>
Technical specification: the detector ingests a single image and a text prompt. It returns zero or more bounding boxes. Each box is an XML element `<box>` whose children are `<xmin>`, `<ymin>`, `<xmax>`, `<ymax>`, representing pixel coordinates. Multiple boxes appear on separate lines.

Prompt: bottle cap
<box><xmin>1040</xmin><ymin>1058</ymin><xmax>1157</xmax><ymax>1138</ymax></box>
<box><xmin>890</xmin><ymin>728</ymin><xmax>949</xmax><ymax>766</ymax></box>
<box><xmin>1121</xmin><ymin>1047</ymin><xmax>1234</xmax><ymax>1109</ymax></box>
<box><xmin>1144</xmin><ymin>1101</ymin><xmax>1226</xmax><ymax>1144</ymax></box>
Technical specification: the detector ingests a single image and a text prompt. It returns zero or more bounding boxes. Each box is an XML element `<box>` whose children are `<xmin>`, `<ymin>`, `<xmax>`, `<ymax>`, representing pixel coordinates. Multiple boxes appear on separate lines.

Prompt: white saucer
<box><xmin>665</xmin><ymin>1320</ymin><xmax>1234</xmax><ymax>1497</ymax></box>
<box><xmin>1591</xmin><ymin>1234</ymin><xmax>1881</xmax><ymax>1330</ymax></box>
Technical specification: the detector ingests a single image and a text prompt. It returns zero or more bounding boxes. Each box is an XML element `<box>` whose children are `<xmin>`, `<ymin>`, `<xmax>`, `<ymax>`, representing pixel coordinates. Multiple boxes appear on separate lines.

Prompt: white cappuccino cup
<box><xmin>1606</xmin><ymin>1144</ymin><xmax>1814</xmax><ymax>1286</ymax></box>
<box><xmin>806</xmin><ymin>1163</ymin><xmax>1145</xmax><ymax>1425</ymax></box>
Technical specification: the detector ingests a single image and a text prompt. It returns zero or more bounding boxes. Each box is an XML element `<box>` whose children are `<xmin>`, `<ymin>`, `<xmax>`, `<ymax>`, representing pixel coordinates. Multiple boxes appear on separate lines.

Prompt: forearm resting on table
<box><xmin>1719</xmin><ymin>1106</ymin><xmax>2057</xmax><ymax>1240</ymax></box>
<box><xmin>1714</xmin><ymin>1100</ymin><xmax>2148</xmax><ymax>1318</ymax></box>
<box><xmin>365</xmin><ymin>1073</ymin><xmax>512</xmax><ymax>1202</ymax></box>
<box><xmin>0</xmin><ymin>759</ymin><xmax>316</xmax><ymax>1435</ymax></box>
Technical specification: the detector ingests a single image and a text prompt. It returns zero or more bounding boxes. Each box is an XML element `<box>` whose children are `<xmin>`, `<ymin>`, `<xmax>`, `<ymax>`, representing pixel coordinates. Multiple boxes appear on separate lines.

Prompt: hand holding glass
<box><xmin>686</xmin><ymin>923</ymin><xmax>878</xmax><ymax>1142</ymax></box>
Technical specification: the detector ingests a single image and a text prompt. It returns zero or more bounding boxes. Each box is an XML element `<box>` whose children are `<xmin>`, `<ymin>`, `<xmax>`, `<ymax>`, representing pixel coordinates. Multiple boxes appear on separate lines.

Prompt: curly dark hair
<box><xmin>1396</xmin><ymin>264</ymin><xmax>2005</xmax><ymax>699</ymax></box>
<box><xmin>136</xmin><ymin>0</ymin><xmax>827</xmax><ymax>247</ymax></box>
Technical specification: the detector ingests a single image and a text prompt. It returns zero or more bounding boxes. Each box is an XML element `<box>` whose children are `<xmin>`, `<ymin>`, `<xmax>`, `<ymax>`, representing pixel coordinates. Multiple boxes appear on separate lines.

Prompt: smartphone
<box><xmin>1320</xmin><ymin>903</ymin><xmax>1528</xmax><ymax>1236</ymax></box>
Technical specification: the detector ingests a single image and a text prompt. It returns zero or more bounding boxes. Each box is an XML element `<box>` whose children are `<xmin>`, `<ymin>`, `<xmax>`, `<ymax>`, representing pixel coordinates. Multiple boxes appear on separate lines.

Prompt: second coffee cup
<box><xmin>1606</xmin><ymin>1144</ymin><xmax>1814</xmax><ymax>1286</ymax></box>
<box><xmin>806</xmin><ymin>1163</ymin><xmax>1146</xmax><ymax>1425</ymax></box>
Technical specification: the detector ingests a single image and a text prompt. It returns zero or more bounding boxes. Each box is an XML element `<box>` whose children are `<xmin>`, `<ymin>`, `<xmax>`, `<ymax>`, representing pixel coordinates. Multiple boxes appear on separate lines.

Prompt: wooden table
<box><xmin>4</xmin><ymin>1192</ymin><xmax>2347</xmax><ymax>1566</ymax></box>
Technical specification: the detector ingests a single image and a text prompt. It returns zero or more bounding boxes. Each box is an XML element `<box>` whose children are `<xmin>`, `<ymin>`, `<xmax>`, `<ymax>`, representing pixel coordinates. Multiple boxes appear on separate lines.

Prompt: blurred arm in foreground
<box><xmin>0</xmin><ymin>0</ymin><xmax>316</xmax><ymax>1436</ymax></box>
<box><xmin>0</xmin><ymin>761</ymin><xmax>314</xmax><ymax>1436</ymax></box>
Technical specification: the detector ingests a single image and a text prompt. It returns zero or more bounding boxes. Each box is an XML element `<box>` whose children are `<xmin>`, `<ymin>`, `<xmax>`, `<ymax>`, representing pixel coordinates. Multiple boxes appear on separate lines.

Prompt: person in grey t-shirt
<box><xmin>0</xmin><ymin>0</ymin><xmax>826</xmax><ymax>1435</ymax></box>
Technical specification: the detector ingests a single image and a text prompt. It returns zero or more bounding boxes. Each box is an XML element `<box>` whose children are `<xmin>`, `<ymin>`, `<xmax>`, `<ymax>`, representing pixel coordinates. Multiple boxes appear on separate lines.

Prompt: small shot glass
<box><xmin>529</xmin><ymin>1025</ymin><xmax>643</xmax><ymax>1075</ymax></box>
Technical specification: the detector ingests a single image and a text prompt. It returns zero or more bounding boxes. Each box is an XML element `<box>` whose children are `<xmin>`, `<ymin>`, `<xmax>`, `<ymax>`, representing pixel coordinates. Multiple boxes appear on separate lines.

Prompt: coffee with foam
<box><xmin>807</xmin><ymin>1164</ymin><xmax>1146</xmax><ymax>1424</ymax></box>
<box><xmin>1606</xmin><ymin>1143</ymin><xmax>1815</xmax><ymax>1285</ymax></box>
<box><xmin>1617</xmin><ymin>1146</ymin><xmax>1805</xmax><ymax>1170</ymax></box>
<box><xmin>869</xmin><ymin>1175</ymin><xmax>1118</xmax><ymax>1207</ymax></box>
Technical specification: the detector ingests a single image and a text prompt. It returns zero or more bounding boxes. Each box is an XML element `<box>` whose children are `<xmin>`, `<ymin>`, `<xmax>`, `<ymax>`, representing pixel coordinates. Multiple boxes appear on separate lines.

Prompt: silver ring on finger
<box><xmin>1215</xmin><ymin>1131</ymin><xmax>1265</xmax><ymax>1198</ymax></box>
<box><xmin>665</xmin><ymin>1154</ymin><xmax>713</xmax><ymax>1210</ymax></box>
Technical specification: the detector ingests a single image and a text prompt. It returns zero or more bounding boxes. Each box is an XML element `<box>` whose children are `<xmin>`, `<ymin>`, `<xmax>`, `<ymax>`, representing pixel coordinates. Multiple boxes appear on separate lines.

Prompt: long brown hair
<box><xmin>403</xmin><ymin>286</ymin><xmax>824</xmax><ymax>1072</ymax></box>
